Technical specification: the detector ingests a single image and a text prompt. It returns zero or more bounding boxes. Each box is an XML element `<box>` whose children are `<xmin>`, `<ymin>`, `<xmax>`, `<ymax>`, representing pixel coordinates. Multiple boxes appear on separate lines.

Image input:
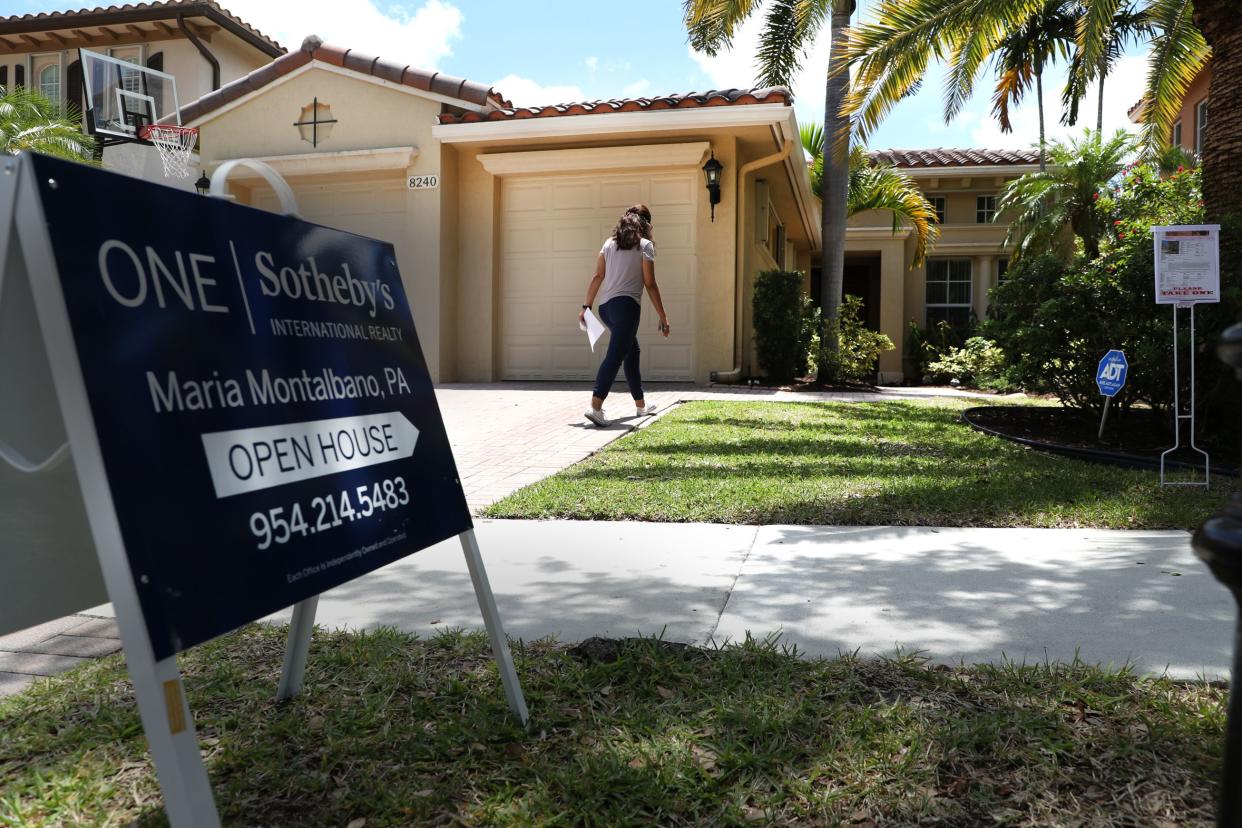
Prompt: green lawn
<box><xmin>484</xmin><ymin>400</ymin><xmax>1234</xmax><ymax>529</ymax></box>
<box><xmin>0</xmin><ymin>626</ymin><xmax>1224</xmax><ymax>826</ymax></box>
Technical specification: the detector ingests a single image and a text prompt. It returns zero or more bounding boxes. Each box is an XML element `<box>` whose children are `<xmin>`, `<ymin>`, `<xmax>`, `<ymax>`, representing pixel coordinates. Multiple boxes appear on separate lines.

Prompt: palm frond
<box><xmin>845</xmin><ymin>146</ymin><xmax>940</xmax><ymax>265</ymax></box>
<box><xmin>683</xmin><ymin>0</ymin><xmax>763</xmax><ymax>56</ymax></box>
<box><xmin>1139</xmin><ymin>0</ymin><xmax>1209</xmax><ymax>155</ymax></box>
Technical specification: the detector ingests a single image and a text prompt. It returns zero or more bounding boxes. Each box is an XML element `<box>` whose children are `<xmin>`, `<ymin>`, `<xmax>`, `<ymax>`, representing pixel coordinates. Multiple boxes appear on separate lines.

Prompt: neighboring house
<box><xmin>845</xmin><ymin>148</ymin><xmax>1038</xmax><ymax>383</ymax></box>
<box><xmin>0</xmin><ymin>0</ymin><xmax>283</xmax><ymax>183</ymax></box>
<box><xmin>1128</xmin><ymin>64</ymin><xmax>1211</xmax><ymax>155</ymax></box>
<box><xmin>184</xmin><ymin>36</ymin><xmax>820</xmax><ymax>385</ymax></box>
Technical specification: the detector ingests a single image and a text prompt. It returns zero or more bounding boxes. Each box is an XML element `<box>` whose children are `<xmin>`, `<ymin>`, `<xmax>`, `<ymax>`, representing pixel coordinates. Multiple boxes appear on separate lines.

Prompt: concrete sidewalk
<box><xmin>245</xmin><ymin>520</ymin><xmax>1232</xmax><ymax>681</ymax></box>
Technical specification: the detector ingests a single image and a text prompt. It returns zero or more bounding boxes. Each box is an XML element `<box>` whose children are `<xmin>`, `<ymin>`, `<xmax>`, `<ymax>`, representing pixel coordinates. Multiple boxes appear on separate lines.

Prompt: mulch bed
<box><xmin>967</xmin><ymin>405</ymin><xmax>1239</xmax><ymax>475</ymax></box>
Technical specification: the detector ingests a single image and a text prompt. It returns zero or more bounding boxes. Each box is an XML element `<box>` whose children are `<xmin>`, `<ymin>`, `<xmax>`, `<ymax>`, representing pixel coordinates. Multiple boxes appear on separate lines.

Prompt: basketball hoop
<box><xmin>138</xmin><ymin>124</ymin><xmax>199</xmax><ymax>179</ymax></box>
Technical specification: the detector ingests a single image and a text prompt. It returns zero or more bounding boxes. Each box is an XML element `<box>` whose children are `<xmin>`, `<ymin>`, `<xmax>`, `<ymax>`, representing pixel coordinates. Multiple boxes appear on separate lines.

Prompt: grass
<box><xmin>0</xmin><ymin>625</ymin><xmax>1225</xmax><ymax>826</ymax></box>
<box><xmin>484</xmin><ymin>399</ymin><xmax>1235</xmax><ymax>529</ymax></box>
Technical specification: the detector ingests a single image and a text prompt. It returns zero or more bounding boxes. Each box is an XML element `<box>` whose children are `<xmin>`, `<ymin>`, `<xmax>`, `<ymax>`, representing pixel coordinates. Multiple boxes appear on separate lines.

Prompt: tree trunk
<box><xmin>1195</xmin><ymin>1</ymin><xmax>1242</xmax><ymax>246</ymax></box>
<box><xmin>818</xmin><ymin>2</ymin><xmax>852</xmax><ymax>380</ymax></box>
<box><xmin>1096</xmin><ymin>66</ymin><xmax>1105</xmax><ymax>134</ymax></box>
<box><xmin>1036</xmin><ymin>66</ymin><xmax>1046</xmax><ymax>172</ymax></box>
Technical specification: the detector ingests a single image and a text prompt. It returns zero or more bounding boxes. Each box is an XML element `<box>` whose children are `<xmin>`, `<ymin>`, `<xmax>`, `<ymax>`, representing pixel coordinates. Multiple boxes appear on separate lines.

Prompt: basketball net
<box><xmin>138</xmin><ymin>124</ymin><xmax>199</xmax><ymax>179</ymax></box>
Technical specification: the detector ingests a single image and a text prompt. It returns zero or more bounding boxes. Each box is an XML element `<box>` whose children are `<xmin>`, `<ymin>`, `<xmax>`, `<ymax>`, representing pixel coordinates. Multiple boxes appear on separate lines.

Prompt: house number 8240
<box><xmin>407</xmin><ymin>174</ymin><xmax>439</xmax><ymax>190</ymax></box>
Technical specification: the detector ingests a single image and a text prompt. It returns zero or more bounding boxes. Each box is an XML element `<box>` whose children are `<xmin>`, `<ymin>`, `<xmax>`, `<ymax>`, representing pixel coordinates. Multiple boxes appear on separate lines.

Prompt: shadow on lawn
<box><xmin>0</xmin><ymin>629</ymin><xmax>1224</xmax><ymax>827</ymax></box>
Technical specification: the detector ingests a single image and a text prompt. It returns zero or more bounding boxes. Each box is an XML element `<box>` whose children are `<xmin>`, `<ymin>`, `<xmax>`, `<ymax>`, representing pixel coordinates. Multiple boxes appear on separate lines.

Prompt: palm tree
<box><xmin>801</xmin><ymin>123</ymin><xmax>941</xmax><ymax>265</ymax></box>
<box><xmin>0</xmin><ymin>85</ymin><xmax>94</xmax><ymax>161</ymax></box>
<box><xmin>989</xmin><ymin>1</ymin><xmax>1079</xmax><ymax>170</ymax></box>
<box><xmin>1061</xmin><ymin>2</ymin><xmax>1150</xmax><ymax>134</ymax></box>
<box><xmin>996</xmin><ymin>129</ymin><xmax>1133</xmax><ymax>259</ymax></box>
<box><xmin>684</xmin><ymin>0</ymin><xmax>855</xmax><ymax>376</ymax></box>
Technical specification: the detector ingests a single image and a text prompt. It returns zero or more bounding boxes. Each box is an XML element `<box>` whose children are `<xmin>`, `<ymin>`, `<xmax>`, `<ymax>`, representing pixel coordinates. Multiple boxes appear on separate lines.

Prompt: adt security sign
<box><xmin>1096</xmin><ymin>350</ymin><xmax>1128</xmax><ymax>397</ymax></box>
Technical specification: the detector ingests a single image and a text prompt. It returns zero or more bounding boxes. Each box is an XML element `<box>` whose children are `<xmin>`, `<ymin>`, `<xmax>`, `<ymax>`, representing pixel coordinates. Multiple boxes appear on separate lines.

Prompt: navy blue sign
<box><xmin>1096</xmin><ymin>349</ymin><xmax>1129</xmax><ymax>397</ymax></box>
<box><xmin>30</xmin><ymin>154</ymin><xmax>471</xmax><ymax>659</ymax></box>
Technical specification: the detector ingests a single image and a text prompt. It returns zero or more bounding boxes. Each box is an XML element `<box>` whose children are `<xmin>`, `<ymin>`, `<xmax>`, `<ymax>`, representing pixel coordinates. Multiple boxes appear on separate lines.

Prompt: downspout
<box><xmin>711</xmin><ymin>136</ymin><xmax>793</xmax><ymax>383</ymax></box>
<box><xmin>177</xmin><ymin>12</ymin><xmax>220</xmax><ymax>91</ymax></box>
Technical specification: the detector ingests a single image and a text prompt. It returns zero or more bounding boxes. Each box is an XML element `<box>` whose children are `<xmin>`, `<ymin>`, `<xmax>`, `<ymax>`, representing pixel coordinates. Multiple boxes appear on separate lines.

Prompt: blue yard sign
<box><xmin>1096</xmin><ymin>350</ymin><xmax>1128</xmax><ymax>398</ymax></box>
<box><xmin>27</xmin><ymin>153</ymin><xmax>473</xmax><ymax>660</ymax></box>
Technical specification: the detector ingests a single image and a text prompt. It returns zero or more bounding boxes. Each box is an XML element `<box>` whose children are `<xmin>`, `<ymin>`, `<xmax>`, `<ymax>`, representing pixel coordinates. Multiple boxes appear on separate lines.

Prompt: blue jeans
<box><xmin>592</xmin><ymin>296</ymin><xmax>643</xmax><ymax>402</ymax></box>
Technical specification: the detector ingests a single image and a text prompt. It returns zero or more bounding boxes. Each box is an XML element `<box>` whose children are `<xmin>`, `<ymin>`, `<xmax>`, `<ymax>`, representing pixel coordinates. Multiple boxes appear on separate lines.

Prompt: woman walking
<box><xmin>579</xmin><ymin>203</ymin><xmax>669</xmax><ymax>427</ymax></box>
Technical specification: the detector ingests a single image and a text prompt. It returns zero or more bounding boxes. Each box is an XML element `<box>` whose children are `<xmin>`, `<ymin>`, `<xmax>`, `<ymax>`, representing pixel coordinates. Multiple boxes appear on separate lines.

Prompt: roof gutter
<box><xmin>712</xmin><ymin>135</ymin><xmax>793</xmax><ymax>384</ymax></box>
<box><xmin>177</xmin><ymin>11</ymin><xmax>219</xmax><ymax>91</ymax></box>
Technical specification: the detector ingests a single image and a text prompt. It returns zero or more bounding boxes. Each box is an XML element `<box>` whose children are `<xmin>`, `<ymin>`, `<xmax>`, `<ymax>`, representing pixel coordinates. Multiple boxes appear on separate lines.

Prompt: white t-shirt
<box><xmin>595</xmin><ymin>237</ymin><xmax>655</xmax><ymax>308</ymax></box>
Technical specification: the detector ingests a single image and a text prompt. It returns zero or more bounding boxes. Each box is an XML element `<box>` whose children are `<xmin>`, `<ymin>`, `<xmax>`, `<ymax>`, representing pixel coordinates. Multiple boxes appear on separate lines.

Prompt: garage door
<box><xmin>500</xmin><ymin>172</ymin><xmax>696</xmax><ymax>381</ymax></box>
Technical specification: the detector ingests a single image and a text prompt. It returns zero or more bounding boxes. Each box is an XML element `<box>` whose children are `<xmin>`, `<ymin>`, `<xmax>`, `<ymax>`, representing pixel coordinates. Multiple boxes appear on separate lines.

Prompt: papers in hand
<box><xmin>580</xmin><ymin>308</ymin><xmax>606</xmax><ymax>352</ymax></box>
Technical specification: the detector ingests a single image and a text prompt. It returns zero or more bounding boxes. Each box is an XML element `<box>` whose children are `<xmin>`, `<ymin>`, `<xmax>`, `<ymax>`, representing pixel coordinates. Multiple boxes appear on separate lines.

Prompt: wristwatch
<box><xmin>581</xmin><ymin>304</ymin><xmax>590</xmax><ymax>310</ymax></box>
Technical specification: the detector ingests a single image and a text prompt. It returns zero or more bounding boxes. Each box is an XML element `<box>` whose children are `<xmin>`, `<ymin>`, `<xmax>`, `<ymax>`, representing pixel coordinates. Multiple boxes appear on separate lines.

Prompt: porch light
<box><xmin>194</xmin><ymin>170</ymin><xmax>210</xmax><ymax>195</ymax></box>
<box><xmin>702</xmin><ymin>151</ymin><xmax>723</xmax><ymax>221</ymax></box>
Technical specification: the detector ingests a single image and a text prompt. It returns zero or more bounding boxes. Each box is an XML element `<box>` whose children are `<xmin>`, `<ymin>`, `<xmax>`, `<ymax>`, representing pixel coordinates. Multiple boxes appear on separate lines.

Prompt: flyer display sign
<box><xmin>1153</xmin><ymin>224</ymin><xmax>1221</xmax><ymax>305</ymax></box>
<box><xmin>23</xmin><ymin>153</ymin><xmax>472</xmax><ymax>660</ymax></box>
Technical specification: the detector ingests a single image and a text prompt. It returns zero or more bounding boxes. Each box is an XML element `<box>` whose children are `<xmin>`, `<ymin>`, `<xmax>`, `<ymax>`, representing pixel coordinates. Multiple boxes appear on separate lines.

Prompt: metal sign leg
<box><xmin>276</xmin><ymin>595</ymin><xmax>319</xmax><ymax>701</ymax></box>
<box><xmin>459</xmin><ymin>529</ymin><xmax>529</xmax><ymax>725</ymax></box>
<box><xmin>124</xmin><ymin>646</ymin><xmax>221</xmax><ymax>826</ymax></box>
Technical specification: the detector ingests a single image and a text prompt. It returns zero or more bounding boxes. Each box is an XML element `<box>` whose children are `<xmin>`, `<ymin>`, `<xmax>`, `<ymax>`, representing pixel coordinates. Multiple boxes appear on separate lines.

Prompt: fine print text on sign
<box><xmin>30</xmin><ymin>154</ymin><xmax>471</xmax><ymax>660</ymax></box>
<box><xmin>1153</xmin><ymin>224</ymin><xmax>1221</xmax><ymax>305</ymax></box>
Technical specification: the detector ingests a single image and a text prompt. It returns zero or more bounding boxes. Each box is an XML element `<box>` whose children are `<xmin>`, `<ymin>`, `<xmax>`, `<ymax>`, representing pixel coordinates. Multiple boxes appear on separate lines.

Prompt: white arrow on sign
<box><xmin>201</xmin><ymin>412</ymin><xmax>419</xmax><ymax>498</ymax></box>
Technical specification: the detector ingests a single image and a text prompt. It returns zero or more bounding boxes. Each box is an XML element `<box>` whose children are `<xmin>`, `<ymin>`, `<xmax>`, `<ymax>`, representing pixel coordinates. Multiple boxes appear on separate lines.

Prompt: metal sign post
<box><xmin>1</xmin><ymin>153</ymin><xmax>527</xmax><ymax>825</ymax></box>
<box><xmin>1153</xmin><ymin>225</ymin><xmax>1220</xmax><ymax>488</ymax></box>
<box><xmin>1094</xmin><ymin>349</ymin><xmax>1128</xmax><ymax>440</ymax></box>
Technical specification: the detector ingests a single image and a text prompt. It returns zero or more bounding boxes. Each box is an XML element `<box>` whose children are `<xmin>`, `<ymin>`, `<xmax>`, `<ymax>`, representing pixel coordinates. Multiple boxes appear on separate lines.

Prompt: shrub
<box><xmin>753</xmin><ymin>269</ymin><xmax>807</xmax><ymax>382</ymax></box>
<box><xmin>984</xmin><ymin>163</ymin><xmax>1239</xmax><ymax>431</ymax></box>
<box><xmin>906</xmin><ymin>319</ymin><xmax>970</xmax><ymax>383</ymax></box>
<box><xmin>797</xmin><ymin>296</ymin><xmax>821</xmax><ymax>378</ymax></box>
<box><xmin>925</xmin><ymin>337</ymin><xmax>1006</xmax><ymax>386</ymax></box>
<box><xmin>820</xmin><ymin>294</ymin><xmax>895</xmax><ymax>384</ymax></box>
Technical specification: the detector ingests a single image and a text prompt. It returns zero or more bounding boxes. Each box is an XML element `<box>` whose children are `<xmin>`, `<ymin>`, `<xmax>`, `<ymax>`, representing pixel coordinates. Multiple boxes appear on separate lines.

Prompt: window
<box><xmin>929</xmin><ymin>195</ymin><xmax>946</xmax><ymax>224</ymax></box>
<box><xmin>1172</xmin><ymin>120</ymin><xmax>1183</xmax><ymax>149</ymax></box>
<box><xmin>1195</xmin><ymin>99</ymin><xmax>1208</xmax><ymax>155</ymax></box>
<box><xmin>997</xmin><ymin>258</ymin><xmax>1010</xmax><ymax>282</ymax></box>
<box><xmin>38</xmin><ymin>64</ymin><xmax>60</xmax><ymax>105</ymax></box>
<box><xmin>14</xmin><ymin>64</ymin><xmax>24</xmax><ymax>89</ymax></box>
<box><xmin>926</xmin><ymin>258</ymin><xmax>973</xmax><ymax>329</ymax></box>
<box><xmin>976</xmin><ymin>195</ymin><xmax>997</xmax><ymax>224</ymax></box>
<box><xmin>109</xmin><ymin>47</ymin><xmax>143</xmax><ymax>96</ymax></box>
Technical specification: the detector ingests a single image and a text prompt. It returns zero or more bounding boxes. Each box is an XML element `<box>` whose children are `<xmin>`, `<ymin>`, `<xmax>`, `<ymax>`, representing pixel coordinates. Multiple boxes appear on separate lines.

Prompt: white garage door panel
<box><xmin>500</xmin><ymin>172</ymin><xmax>697</xmax><ymax>382</ymax></box>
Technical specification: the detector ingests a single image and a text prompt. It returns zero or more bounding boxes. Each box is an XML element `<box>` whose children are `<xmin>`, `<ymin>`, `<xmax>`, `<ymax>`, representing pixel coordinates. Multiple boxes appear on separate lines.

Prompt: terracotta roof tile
<box><xmin>868</xmin><ymin>148</ymin><xmax>1041</xmax><ymax>168</ymax></box>
<box><xmin>437</xmin><ymin>87</ymin><xmax>791</xmax><ymax>125</ymax></box>
<box><xmin>0</xmin><ymin>1</ymin><xmax>284</xmax><ymax>56</ymax></box>
<box><xmin>182</xmin><ymin>35</ymin><xmax>510</xmax><ymax>125</ymax></box>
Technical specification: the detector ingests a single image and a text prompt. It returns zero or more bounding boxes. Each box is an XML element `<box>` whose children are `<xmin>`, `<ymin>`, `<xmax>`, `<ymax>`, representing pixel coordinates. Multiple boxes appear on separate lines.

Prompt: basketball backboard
<box><xmin>79</xmin><ymin>48</ymin><xmax>181</xmax><ymax>143</ymax></box>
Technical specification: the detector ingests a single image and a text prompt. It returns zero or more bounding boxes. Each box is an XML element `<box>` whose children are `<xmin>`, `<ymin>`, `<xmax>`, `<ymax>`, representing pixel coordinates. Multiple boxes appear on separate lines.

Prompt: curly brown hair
<box><xmin>612</xmin><ymin>204</ymin><xmax>653</xmax><ymax>250</ymax></box>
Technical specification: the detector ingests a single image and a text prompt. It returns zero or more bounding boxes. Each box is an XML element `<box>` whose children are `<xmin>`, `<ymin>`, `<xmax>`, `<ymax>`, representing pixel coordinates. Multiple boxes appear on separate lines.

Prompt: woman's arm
<box><xmin>579</xmin><ymin>253</ymin><xmax>606</xmax><ymax>325</ymax></box>
<box><xmin>642</xmin><ymin>258</ymin><xmax>670</xmax><ymax>337</ymax></box>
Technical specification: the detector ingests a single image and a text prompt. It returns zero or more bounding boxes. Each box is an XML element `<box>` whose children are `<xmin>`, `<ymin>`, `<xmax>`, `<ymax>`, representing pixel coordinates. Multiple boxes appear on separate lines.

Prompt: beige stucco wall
<box><xmin>844</xmin><ymin>170</ymin><xmax>1027</xmax><ymax>381</ymax></box>
<box><xmin>196</xmin><ymin>65</ymin><xmax>447</xmax><ymax>378</ymax></box>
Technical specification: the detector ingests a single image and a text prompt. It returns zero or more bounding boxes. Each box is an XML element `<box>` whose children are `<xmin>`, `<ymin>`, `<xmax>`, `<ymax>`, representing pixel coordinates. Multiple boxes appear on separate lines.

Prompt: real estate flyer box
<box><xmin>0</xmin><ymin>152</ymin><xmax>526</xmax><ymax>826</ymax></box>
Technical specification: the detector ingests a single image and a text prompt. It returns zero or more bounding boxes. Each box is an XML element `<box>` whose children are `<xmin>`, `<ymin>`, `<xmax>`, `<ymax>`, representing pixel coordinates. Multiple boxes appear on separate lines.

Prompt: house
<box><xmin>184</xmin><ymin>36</ymin><xmax>821</xmax><ymax>384</ymax></box>
<box><xmin>1128</xmin><ymin>63</ymin><xmax>1210</xmax><ymax>155</ymax></box>
<box><xmin>844</xmin><ymin>148</ymin><xmax>1038</xmax><ymax>382</ymax></box>
<box><xmin>0</xmin><ymin>0</ymin><xmax>284</xmax><ymax>183</ymax></box>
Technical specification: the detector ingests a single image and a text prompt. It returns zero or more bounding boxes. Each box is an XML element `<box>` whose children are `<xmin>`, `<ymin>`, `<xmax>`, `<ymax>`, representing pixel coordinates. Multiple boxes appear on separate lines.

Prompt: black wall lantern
<box><xmin>702</xmin><ymin>151</ymin><xmax>723</xmax><ymax>221</ymax></box>
<box><xmin>194</xmin><ymin>170</ymin><xmax>210</xmax><ymax>195</ymax></box>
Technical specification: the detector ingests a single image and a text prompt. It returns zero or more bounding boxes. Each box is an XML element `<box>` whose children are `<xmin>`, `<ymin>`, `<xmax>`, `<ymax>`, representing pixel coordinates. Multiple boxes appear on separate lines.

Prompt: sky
<box><xmin>1</xmin><ymin>0</ymin><xmax>1151</xmax><ymax>151</ymax></box>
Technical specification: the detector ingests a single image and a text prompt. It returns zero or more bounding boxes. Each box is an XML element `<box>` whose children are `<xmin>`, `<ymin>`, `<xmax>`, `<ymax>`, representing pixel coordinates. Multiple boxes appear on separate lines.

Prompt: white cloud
<box><xmin>585</xmin><ymin>56</ymin><xmax>599</xmax><ymax>73</ymax></box>
<box><xmin>969</xmin><ymin>54</ymin><xmax>1148</xmax><ymax>150</ymax></box>
<box><xmin>220</xmin><ymin>0</ymin><xmax>462</xmax><ymax>70</ymax></box>
<box><xmin>492</xmin><ymin>74</ymin><xmax>586</xmax><ymax>107</ymax></box>
<box><xmin>622</xmin><ymin>79</ymin><xmax>652</xmax><ymax>98</ymax></box>
<box><xmin>686</xmin><ymin>11</ymin><xmax>832</xmax><ymax>128</ymax></box>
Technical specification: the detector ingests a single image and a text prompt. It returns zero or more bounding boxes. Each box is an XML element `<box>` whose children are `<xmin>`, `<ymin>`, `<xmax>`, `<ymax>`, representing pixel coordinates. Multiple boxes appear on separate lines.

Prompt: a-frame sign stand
<box><xmin>0</xmin><ymin>153</ymin><xmax>527</xmax><ymax>827</ymax></box>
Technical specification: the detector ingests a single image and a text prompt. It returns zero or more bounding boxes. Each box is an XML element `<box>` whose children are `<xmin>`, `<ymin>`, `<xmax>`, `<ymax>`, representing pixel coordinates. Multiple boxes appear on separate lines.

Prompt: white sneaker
<box><xmin>636</xmin><ymin>404</ymin><xmax>658</xmax><ymax>417</ymax></box>
<box><xmin>584</xmin><ymin>408</ymin><xmax>609</xmax><ymax>427</ymax></box>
